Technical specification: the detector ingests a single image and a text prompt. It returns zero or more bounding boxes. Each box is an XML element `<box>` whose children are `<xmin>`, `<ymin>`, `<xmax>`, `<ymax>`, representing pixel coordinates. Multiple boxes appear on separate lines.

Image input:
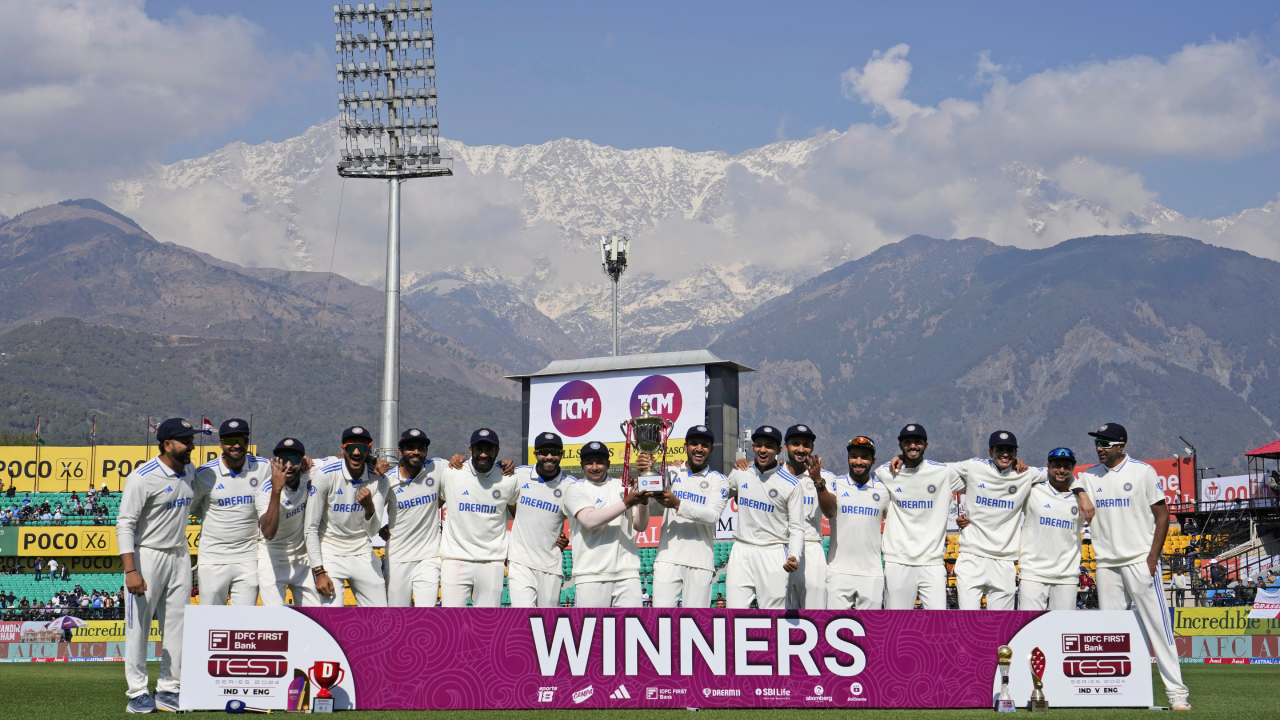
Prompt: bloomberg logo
<box><xmin>552</xmin><ymin>381</ymin><xmax>602</xmax><ymax>437</ymax></box>
<box><xmin>208</xmin><ymin>654</ymin><xmax>289</xmax><ymax>678</ymax></box>
<box><xmin>629</xmin><ymin>375</ymin><xmax>683</xmax><ymax>422</ymax></box>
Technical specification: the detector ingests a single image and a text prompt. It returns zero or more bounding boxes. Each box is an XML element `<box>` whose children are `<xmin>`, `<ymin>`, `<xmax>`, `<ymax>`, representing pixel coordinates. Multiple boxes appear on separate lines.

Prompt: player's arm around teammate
<box><xmin>824</xmin><ymin>436</ymin><xmax>890</xmax><ymax>609</ymax></box>
<box><xmin>781</xmin><ymin>424</ymin><xmax>833</xmax><ymax>610</ymax></box>
<box><xmin>438</xmin><ymin>429</ymin><xmax>519</xmax><ymax>607</ymax></box>
<box><xmin>256</xmin><ymin>438</ymin><xmax>321</xmax><ymax>607</ymax></box>
<box><xmin>507</xmin><ymin>432</ymin><xmax>573</xmax><ymax>608</ymax></box>
<box><xmin>193</xmin><ymin>419</ymin><xmax>267</xmax><ymax>607</ymax></box>
<box><xmin>384</xmin><ymin>429</ymin><xmax>447</xmax><ymax>608</ymax></box>
<box><xmin>1016</xmin><ymin>448</ymin><xmax>1085</xmax><ymax>611</ymax></box>
<box><xmin>723</xmin><ymin>426</ymin><xmax>803</xmax><ymax>609</ymax></box>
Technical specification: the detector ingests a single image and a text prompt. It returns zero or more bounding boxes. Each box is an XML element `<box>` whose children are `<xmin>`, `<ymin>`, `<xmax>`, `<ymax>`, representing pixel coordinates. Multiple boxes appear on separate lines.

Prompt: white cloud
<box><xmin>840</xmin><ymin>44</ymin><xmax>934</xmax><ymax>124</ymax></box>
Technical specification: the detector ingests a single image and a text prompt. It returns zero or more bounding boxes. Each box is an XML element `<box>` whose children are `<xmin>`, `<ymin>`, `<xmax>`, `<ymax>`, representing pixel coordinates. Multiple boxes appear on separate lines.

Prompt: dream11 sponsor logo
<box><xmin>552</xmin><ymin>381</ymin><xmax>602</xmax><ymax>437</ymax></box>
<box><xmin>630</xmin><ymin>375</ymin><xmax>682</xmax><ymax>422</ymax></box>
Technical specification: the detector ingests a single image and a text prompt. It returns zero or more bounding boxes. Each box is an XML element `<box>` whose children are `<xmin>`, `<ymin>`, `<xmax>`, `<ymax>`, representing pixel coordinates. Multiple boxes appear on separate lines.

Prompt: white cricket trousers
<box><xmin>126</xmin><ymin>546</ymin><xmax>191</xmax><ymax>699</ymax></box>
<box><xmin>652</xmin><ymin>560</ymin><xmax>713</xmax><ymax>608</ymax></box>
<box><xmin>508</xmin><ymin>561</ymin><xmax>562</xmax><ymax>608</ymax></box>
<box><xmin>1097</xmin><ymin>561</ymin><xmax>1188</xmax><ymax>702</ymax></box>
<box><xmin>787</xmin><ymin>540</ymin><xmax>827</xmax><ymax>609</ymax></box>
<box><xmin>319</xmin><ymin>552</ymin><xmax>387</xmax><ymax>606</ymax></box>
<box><xmin>826</xmin><ymin>573</ymin><xmax>884</xmax><ymax>610</ymax></box>
<box><xmin>1018</xmin><ymin>579</ymin><xmax>1077</xmax><ymax>611</ymax></box>
<box><xmin>575</xmin><ymin>577</ymin><xmax>642</xmax><ymax>608</ymax></box>
<box><xmin>388</xmin><ymin>558</ymin><xmax>443</xmax><ymax>607</ymax></box>
<box><xmin>257</xmin><ymin>555</ymin><xmax>321</xmax><ymax>607</ymax></box>
<box><xmin>198</xmin><ymin>559</ymin><xmax>259</xmax><ymax>606</ymax></box>
<box><xmin>440</xmin><ymin>559</ymin><xmax>505</xmax><ymax>607</ymax></box>
<box><xmin>884</xmin><ymin>561</ymin><xmax>947</xmax><ymax>610</ymax></box>
<box><xmin>955</xmin><ymin>552</ymin><xmax>1017</xmax><ymax>610</ymax></box>
<box><xmin>726</xmin><ymin>542</ymin><xmax>789</xmax><ymax>609</ymax></box>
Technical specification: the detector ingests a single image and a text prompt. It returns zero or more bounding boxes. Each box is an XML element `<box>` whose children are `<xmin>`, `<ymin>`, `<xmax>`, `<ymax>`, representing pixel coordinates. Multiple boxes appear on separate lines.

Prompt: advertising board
<box><xmin>0</xmin><ymin>446</ymin><xmax>255</xmax><ymax>493</ymax></box>
<box><xmin>1</xmin><ymin>525</ymin><xmax>202</xmax><ymax>556</ymax></box>
<box><xmin>0</xmin><ymin>620</ymin><xmax>160</xmax><ymax>662</ymax></box>
<box><xmin>1173</xmin><ymin>607</ymin><xmax>1280</xmax><ymax>664</ymax></box>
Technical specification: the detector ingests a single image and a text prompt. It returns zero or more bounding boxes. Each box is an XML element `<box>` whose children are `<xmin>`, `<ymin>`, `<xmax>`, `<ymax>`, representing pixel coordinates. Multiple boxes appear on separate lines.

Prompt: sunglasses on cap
<box><xmin>1093</xmin><ymin>438</ymin><xmax>1124</xmax><ymax>449</ymax></box>
<box><xmin>343</xmin><ymin>442</ymin><xmax>371</xmax><ymax>454</ymax></box>
<box><xmin>847</xmin><ymin>436</ymin><xmax>875</xmax><ymax>449</ymax></box>
<box><xmin>1047</xmin><ymin>448</ymin><xmax>1077</xmax><ymax>463</ymax></box>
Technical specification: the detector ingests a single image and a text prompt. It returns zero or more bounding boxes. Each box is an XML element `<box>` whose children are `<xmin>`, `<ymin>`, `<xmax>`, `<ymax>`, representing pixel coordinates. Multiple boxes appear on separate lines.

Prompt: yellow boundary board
<box><xmin>0</xmin><ymin>446</ymin><xmax>255</xmax><ymax>493</ymax></box>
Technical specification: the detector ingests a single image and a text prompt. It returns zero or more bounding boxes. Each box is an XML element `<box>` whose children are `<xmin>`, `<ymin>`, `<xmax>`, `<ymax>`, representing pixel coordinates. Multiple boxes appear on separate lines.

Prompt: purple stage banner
<box><xmin>296</xmin><ymin>608</ymin><xmax>1042</xmax><ymax>709</ymax></box>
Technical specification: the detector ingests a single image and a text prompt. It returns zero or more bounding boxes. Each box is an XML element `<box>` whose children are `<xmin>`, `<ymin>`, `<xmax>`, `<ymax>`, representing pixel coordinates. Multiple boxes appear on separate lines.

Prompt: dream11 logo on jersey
<box><xmin>630</xmin><ymin>375</ymin><xmax>683</xmax><ymax>423</ymax></box>
<box><xmin>552</xmin><ymin>381</ymin><xmax>602</xmax><ymax>437</ymax></box>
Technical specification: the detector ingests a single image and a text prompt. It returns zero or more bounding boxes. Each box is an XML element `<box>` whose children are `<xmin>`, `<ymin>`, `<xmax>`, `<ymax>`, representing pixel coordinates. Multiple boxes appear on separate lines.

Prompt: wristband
<box><xmin>313</xmin><ymin>567</ymin><xmax>327</xmax><ymax>577</ymax></box>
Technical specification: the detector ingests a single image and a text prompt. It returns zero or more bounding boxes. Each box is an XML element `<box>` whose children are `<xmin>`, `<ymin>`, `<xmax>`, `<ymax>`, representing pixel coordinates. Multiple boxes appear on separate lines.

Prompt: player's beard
<box><xmin>537</xmin><ymin>457</ymin><xmax>560</xmax><ymax>479</ymax></box>
<box><xmin>170</xmin><ymin>445</ymin><xmax>193</xmax><ymax>466</ymax></box>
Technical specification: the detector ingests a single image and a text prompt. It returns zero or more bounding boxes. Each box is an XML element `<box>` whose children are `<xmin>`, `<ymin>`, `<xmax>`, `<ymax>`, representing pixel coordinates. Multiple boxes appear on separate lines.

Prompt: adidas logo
<box><xmin>895</xmin><ymin>487</ymin><xmax>902</xmax><ymax>493</ymax></box>
<box><xmin>463</xmin><ymin>490</ymin><xmax>470</xmax><ymax>495</ymax></box>
<box><xmin>610</xmin><ymin>686</ymin><xmax>631</xmax><ymax>700</ymax></box>
<box><xmin>1044</xmin><ymin>503</ymin><xmax>1051</xmax><ymax>508</ymax></box>
<box><xmin>163</xmin><ymin>486</ymin><xmax>173</xmax><ymax>493</ymax></box>
<box><xmin>215</xmin><ymin>483</ymin><xmax>226</xmax><ymax>490</ymax></box>
<box><xmin>978</xmin><ymin>483</ymin><xmax>986</xmax><ymax>489</ymax></box>
<box><xmin>842</xmin><ymin>492</ymin><xmax>850</xmax><ymax>497</ymax></box>
<box><xmin>742</xmin><ymin>482</ymin><xmax>748</xmax><ymax>488</ymax></box>
<box><xmin>336</xmin><ymin>489</ymin><xmax>343</xmax><ymax>495</ymax></box>
<box><xmin>396</xmin><ymin>487</ymin><xmax>405</xmax><ymax>494</ymax></box>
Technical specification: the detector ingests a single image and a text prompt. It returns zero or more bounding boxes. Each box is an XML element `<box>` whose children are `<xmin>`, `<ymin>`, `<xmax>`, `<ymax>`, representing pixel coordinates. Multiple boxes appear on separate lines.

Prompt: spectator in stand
<box><xmin>34</xmin><ymin>556</ymin><xmax>44</xmax><ymax>581</ymax></box>
<box><xmin>714</xmin><ymin>593</ymin><xmax>727</xmax><ymax>608</ymax></box>
<box><xmin>4</xmin><ymin>483</ymin><xmax>13</xmax><ymax>497</ymax></box>
<box><xmin>19</xmin><ymin>597</ymin><xmax>29</xmax><ymax>608</ymax></box>
<box><xmin>100</xmin><ymin>482</ymin><xmax>110</xmax><ymax>496</ymax></box>
<box><xmin>60</xmin><ymin>565</ymin><xmax>69</xmax><ymax>581</ymax></box>
<box><xmin>48</xmin><ymin>558</ymin><xmax>59</xmax><ymax>578</ymax></box>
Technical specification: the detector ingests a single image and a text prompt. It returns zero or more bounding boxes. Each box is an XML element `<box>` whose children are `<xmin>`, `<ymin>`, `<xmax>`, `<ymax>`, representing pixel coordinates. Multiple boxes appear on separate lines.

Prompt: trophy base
<box><xmin>1027</xmin><ymin>699</ymin><xmax>1048</xmax><ymax>712</ymax></box>
<box><xmin>312</xmin><ymin>697</ymin><xmax>334</xmax><ymax>714</ymax></box>
<box><xmin>637</xmin><ymin>471</ymin><xmax>664</xmax><ymax>493</ymax></box>
<box><xmin>995</xmin><ymin>699</ymin><xmax>1016</xmax><ymax>713</ymax></box>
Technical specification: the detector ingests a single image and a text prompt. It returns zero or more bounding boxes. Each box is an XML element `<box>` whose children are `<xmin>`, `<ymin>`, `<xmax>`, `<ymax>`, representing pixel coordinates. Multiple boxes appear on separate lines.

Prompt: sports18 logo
<box><xmin>1062</xmin><ymin>655</ymin><xmax>1131</xmax><ymax>677</ymax></box>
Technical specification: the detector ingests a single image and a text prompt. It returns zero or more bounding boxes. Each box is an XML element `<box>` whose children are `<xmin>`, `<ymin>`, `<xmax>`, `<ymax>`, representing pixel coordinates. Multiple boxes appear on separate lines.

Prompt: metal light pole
<box><xmin>333</xmin><ymin>1</ymin><xmax>451</xmax><ymax>459</ymax></box>
<box><xmin>1180</xmin><ymin>435</ymin><xmax>1198</xmax><ymax>507</ymax></box>
<box><xmin>599</xmin><ymin>234</ymin><xmax>630</xmax><ymax>356</ymax></box>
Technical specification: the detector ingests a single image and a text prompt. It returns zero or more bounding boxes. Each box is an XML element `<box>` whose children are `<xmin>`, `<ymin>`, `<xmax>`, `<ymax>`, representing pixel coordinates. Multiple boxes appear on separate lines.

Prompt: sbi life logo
<box><xmin>552</xmin><ymin>381</ymin><xmax>602</xmax><ymax>437</ymax></box>
<box><xmin>630</xmin><ymin>375</ymin><xmax>682</xmax><ymax>422</ymax></box>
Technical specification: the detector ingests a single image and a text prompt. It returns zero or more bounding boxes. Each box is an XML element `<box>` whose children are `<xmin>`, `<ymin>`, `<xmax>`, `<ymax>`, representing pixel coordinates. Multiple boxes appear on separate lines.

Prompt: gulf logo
<box><xmin>630</xmin><ymin>375</ymin><xmax>683</xmax><ymax>422</ymax></box>
<box><xmin>551</xmin><ymin>380</ymin><xmax>602</xmax><ymax>437</ymax></box>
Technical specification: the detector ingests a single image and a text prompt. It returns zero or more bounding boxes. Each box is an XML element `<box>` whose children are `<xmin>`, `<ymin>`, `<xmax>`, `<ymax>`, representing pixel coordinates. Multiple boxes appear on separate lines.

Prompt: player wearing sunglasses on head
<box><xmin>1016</xmin><ymin>447</ymin><xmax>1084</xmax><ymax>612</ymax></box>
<box><xmin>193</xmin><ymin>418</ymin><xmax>271</xmax><ymax>607</ymax></box>
<box><xmin>256</xmin><ymin>438</ymin><xmax>321</xmax><ymax>607</ymax></box>
<box><xmin>304</xmin><ymin>426</ymin><xmax>390</xmax><ymax>606</ymax></box>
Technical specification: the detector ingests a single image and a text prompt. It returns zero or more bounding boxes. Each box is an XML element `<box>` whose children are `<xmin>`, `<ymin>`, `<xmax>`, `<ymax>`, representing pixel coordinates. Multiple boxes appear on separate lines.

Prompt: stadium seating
<box><xmin>0</xmin><ymin>572</ymin><xmax>124</xmax><ymax>606</ymax></box>
<box><xmin>0</xmin><ymin>491</ymin><xmax>125</xmax><ymax>525</ymax></box>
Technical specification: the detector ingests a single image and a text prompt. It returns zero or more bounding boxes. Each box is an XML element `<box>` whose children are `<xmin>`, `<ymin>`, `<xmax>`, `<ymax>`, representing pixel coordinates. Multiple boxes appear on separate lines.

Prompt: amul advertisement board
<box><xmin>527</xmin><ymin>368</ymin><xmax>706</xmax><ymax>467</ymax></box>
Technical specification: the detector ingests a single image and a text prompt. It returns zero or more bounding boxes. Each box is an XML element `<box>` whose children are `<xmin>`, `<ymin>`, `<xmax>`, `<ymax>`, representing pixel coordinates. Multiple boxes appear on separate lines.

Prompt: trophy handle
<box><xmin>335</xmin><ymin>667</ymin><xmax>346</xmax><ymax>687</ymax></box>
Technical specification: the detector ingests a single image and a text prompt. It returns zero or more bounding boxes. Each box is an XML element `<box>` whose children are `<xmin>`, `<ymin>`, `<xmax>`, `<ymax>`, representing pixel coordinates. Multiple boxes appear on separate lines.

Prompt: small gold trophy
<box><xmin>1027</xmin><ymin>647</ymin><xmax>1048</xmax><ymax>712</ymax></box>
<box><xmin>996</xmin><ymin>645</ymin><xmax>1016</xmax><ymax>712</ymax></box>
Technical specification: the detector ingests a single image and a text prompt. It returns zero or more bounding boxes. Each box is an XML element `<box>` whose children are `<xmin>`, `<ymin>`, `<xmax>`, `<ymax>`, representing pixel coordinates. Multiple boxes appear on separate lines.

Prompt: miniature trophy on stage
<box><xmin>996</xmin><ymin>645</ymin><xmax>1016</xmax><ymax>712</ymax></box>
<box><xmin>1028</xmin><ymin>647</ymin><xmax>1048</xmax><ymax>711</ymax></box>
<box><xmin>621</xmin><ymin>401</ymin><xmax>673</xmax><ymax>493</ymax></box>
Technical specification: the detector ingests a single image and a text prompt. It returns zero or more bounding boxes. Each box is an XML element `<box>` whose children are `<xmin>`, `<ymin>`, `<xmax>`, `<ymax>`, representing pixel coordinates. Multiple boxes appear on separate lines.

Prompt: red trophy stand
<box><xmin>308</xmin><ymin>661</ymin><xmax>345</xmax><ymax>713</ymax></box>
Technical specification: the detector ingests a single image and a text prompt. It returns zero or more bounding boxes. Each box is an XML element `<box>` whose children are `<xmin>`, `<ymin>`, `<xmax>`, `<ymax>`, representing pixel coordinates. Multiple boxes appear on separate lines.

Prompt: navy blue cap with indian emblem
<box><xmin>156</xmin><ymin>418</ymin><xmax>198</xmax><ymax>442</ymax></box>
<box><xmin>685</xmin><ymin>425</ymin><xmax>714</xmax><ymax>443</ymax></box>
<box><xmin>785</xmin><ymin>424</ymin><xmax>816</xmax><ymax>442</ymax></box>
<box><xmin>470</xmin><ymin>428</ymin><xmax>499</xmax><ymax>446</ymax></box>
<box><xmin>273</xmin><ymin>437</ymin><xmax>305</xmax><ymax>456</ymax></box>
<box><xmin>898</xmin><ymin>423</ymin><xmax>927</xmax><ymax>441</ymax></box>
<box><xmin>399</xmin><ymin>428</ymin><xmax>429</xmax><ymax>447</ymax></box>
<box><xmin>1088</xmin><ymin>422</ymin><xmax>1128</xmax><ymax>443</ymax></box>
<box><xmin>341</xmin><ymin>425</ymin><xmax>373</xmax><ymax>443</ymax></box>
<box><xmin>751</xmin><ymin>425</ymin><xmax>783</xmax><ymax>445</ymax></box>
<box><xmin>218</xmin><ymin>418</ymin><xmax>249</xmax><ymax>437</ymax></box>
<box><xmin>580</xmin><ymin>440</ymin><xmax>609</xmax><ymax>459</ymax></box>
<box><xmin>989</xmin><ymin>430</ymin><xmax>1018</xmax><ymax>448</ymax></box>
<box><xmin>534</xmin><ymin>432</ymin><xmax>564</xmax><ymax>450</ymax></box>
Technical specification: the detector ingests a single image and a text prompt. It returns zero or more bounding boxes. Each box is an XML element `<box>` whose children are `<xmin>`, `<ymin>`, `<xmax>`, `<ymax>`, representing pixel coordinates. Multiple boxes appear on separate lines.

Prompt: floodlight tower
<box><xmin>599</xmin><ymin>234</ymin><xmax>630</xmax><ymax>356</ymax></box>
<box><xmin>333</xmin><ymin>1</ymin><xmax>451</xmax><ymax>459</ymax></box>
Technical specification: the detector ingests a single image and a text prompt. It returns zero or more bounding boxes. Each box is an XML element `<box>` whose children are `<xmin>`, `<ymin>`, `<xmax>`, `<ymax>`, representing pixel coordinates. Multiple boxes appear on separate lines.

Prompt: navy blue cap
<box><xmin>218</xmin><ymin>418</ymin><xmax>250</xmax><ymax>437</ymax></box>
<box><xmin>341</xmin><ymin>425</ymin><xmax>373</xmax><ymax>443</ymax></box>
<box><xmin>751</xmin><ymin>425</ymin><xmax>782</xmax><ymax>445</ymax></box>
<box><xmin>1088</xmin><ymin>423</ymin><xmax>1128</xmax><ymax>443</ymax></box>
<box><xmin>898</xmin><ymin>423</ymin><xmax>927</xmax><ymax>441</ymax></box>
<box><xmin>399</xmin><ymin>428</ymin><xmax>430</xmax><ymax>447</ymax></box>
<box><xmin>785</xmin><ymin>424</ymin><xmax>816</xmax><ymax>442</ymax></box>
<box><xmin>156</xmin><ymin>418</ymin><xmax>198</xmax><ymax>442</ymax></box>
<box><xmin>685</xmin><ymin>425</ymin><xmax>714</xmax><ymax>443</ymax></box>
<box><xmin>533</xmin><ymin>431</ymin><xmax>563</xmax><ymax>450</ymax></box>
<box><xmin>579</xmin><ymin>440</ymin><xmax>609</xmax><ymax>459</ymax></box>
<box><xmin>989</xmin><ymin>430</ymin><xmax>1018</xmax><ymax>448</ymax></box>
<box><xmin>469</xmin><ymin>428</ymin><xmax>499</xmax><ymax>446</ymax></box>
<box><xmin>273</xmin><ymin>438</ymin><xmax>305</xmax><ymax>456</ymax></box>
<box><xmin>1047</xmin><ymin>447</ymin><xmax>1077</xmax><ymax>464</ymax></box>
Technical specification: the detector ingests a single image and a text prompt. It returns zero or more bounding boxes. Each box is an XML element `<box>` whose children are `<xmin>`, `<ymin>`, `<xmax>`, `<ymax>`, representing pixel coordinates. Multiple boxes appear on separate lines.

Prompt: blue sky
<box><xmin>138</xmin><ymin>0</ymin><xmax>1280</xmax><ymax>217</ymax></box>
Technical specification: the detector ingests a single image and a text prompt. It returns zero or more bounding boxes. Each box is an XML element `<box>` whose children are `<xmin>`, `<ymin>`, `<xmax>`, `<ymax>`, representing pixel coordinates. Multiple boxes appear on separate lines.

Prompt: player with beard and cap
<box><xmin>1080</xmin><ymin>422</ymin><xmax>1189</xmax><ymax>711</ymax></box>
<box><xmin>724</xmin><ymin>425</ymin><xmax>806</xmax><ymax>609</ymax></box>
<box><xmin>193</xmin><ymin>418</ymin><xmax>270</xmax><ymax>607</ymax></box>
<box><xmin>507</xmin><ymin>432</ymin><xmax>573</xmax><ymax>608</ymax></box>
<box><xmin>116</xmin><ymin>418</ymin><xmax>199</xmax><ymax>714</ymax></box>
<box><xmin>256</xmin><ymin>438</ymin><xmax>321</xmax><ymax>607</ymax></box>
<box><xmin>564</xmin><ymin>440</ymin><xmax>649</xmax><ymax>608</ymax></box>
<box><xmin>438</xmin><ymin>428</ymin><xmax>519</xmax><ymax>607</ymax></box>
<box><xmin>824</xmin><ymin>436</ymin><xmax>890</xmax><ymax>610</ymax></box>
<box><xmin>304</xmin><ymin>426</ymin><xmax>390</xmax><ymax>606</ymax></box>
<box><xmin>782</xmin><ymin>424</ymin><xmax>836</xmax><ymax>610</ymax></box>
<box><xmin>1015</xmin><ymin>447</ymin><xmax>1085</xmax><ymax>612</ymax></box>
<box><xmin>385</xmin><ymin>428</ymin><xmax>449</xmax><ymax>608</ymax></box>
<box><xmin>636</xmin><ymin>425</ymin><xmax>729</xmax><ymax>608</ymax></box>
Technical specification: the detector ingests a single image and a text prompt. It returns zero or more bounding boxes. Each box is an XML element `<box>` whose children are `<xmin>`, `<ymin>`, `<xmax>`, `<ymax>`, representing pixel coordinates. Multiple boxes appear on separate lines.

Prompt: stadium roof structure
<box><xmin>505</xmin><ymin>350</ymin><xmax>754</xmax><ymax>380</ymax></box>
<box><xmin>1244</xmin><ymin>439</ymin><xmax>1280</xmax><ymax>459</ymax></box>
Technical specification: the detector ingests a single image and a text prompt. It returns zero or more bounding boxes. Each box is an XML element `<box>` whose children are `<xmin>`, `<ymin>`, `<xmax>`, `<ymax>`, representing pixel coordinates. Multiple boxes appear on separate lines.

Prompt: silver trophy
<box><xmin>621</xmin><ymin>401</ymin><xmax>673</xmax><ymax>493</ymax></box>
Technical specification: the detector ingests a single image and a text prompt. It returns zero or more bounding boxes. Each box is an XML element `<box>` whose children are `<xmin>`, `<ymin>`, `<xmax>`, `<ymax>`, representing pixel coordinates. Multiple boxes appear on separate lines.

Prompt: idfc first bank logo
<box><xmin>552</xmin><ymin>381</ymin><xmax>602</xmax><ymax>437</ymax></box>
<box><xmin>630</xmin><ymin>375</ymin><xmax>682</xmax><ymax>422</ymax></box>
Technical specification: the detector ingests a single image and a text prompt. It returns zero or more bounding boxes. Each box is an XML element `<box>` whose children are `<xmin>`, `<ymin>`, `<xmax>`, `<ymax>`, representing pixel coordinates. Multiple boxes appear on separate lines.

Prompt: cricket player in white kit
<box><xmin>876</xmin><ymin>424</ymin><xmax>961</xmax><ymax>610</ymax></box>
<box><xmin>439</xmin><ymin>428</ymin><xmax>518</xmax><ymax>607</ymax></box>
<box><xmin>507</xmin><ymin>432</ymin><xmax>573</xmax><ymax>608</ymax></box>
<box><xmin>783</xmin><ymin>424</ymin><xmax>835</xmax><ymax>610</ymax></box>
<box><xmin>724</xmin><ymin>426</ymin><xmax>805</xmax><ymax>609</ymax></box>
<box><xmin>385</xmin><ymin>429</ymin><xmax>446</xmax><ymax>607</ymax></box>
<box><xmin>117</xmin><ymin>418</ymin><xmax>199</xmax><ymax>714</ymax></box>
<box><xmin>305</xmin><ymin>426</ymin><xmax>390</xmax><ymax>606</ymax></box>
<box><xmin>824</xmin><ymin>436</ymin><xmax>890</xmax><ymax>610</ymax></box>
<box><xmin>564</xmin><ymin>441</ymin><xmax>650</xmax><ymax>608</ymax></box>
<box><xmin>1082</xmin><ymin>423</ymin><xmax>1189</xmax><ymax>711</ymax></box>
<box><xmin>256</xmin><ymin>437</ymin><xmax>321</xmax><ymax>606</ymax></box>
<box><xmin>1017</xmin><ymin>447</ymin><xmax>1085</xmax><ymax>611</ymax></box>
<box><xmin>639</xmin><ymin>425</ymin><xmax>728</xmax><ymax>608</ymax></box>
<box><xmin>193</xmin><ymin>418</ymin><xmax>268</xmax><ymax>606</ymax></box>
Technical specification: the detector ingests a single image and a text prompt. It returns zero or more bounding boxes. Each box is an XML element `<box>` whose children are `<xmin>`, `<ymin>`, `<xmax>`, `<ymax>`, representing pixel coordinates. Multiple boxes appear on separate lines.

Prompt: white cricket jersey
<box><xmin>826</xmin><ymin>475</ymin><xmax>890</xmax><ymax>577</ymax></box>
<box><xmin>564</xmin><ymin>476</ymin><xmax>641</xmax><ymax>583</ymax></box>
<box><xmin>649</xmin><ymin>464</ymin><xmax>729</xmax><ymax>572</ymax></box>
<box><xmin>439</xmin><ymin>461</ymin><xmax>518</xmax><ymax>563</ymax></box>
<box><xmin>194</xmin><ymin>456</ymin><xmax>271</xmax><ymax>564</ymax></box>
<box><xmin>1019</xmin><ymin>484</ymin><xmax>1083</xmax><ymax>584</ymax></box>
<box><xmin>509</xmin><ymin>466</ymin><xmax>572</xmax><ymax>575</ymax></box>
<box><xmin>1081</xmin><ymin>455</ymin><xmax>1165</xmax><ymax>569</ymax></box>
<box><xmin>953</xmin><ymin>459</ymin><xmax>1047</xmax><ymax>561</ymax></box>
<box><xmin>385</xmin><ymin>459</ymin><xmax>445</xmax><ymax>564</ymax></box>
<box><xmin>798</xmin><ymin>467</ymin><xmax>837</xmax><ymax>542</ymax></box>
<box><xmin>116</xmin><ymin>455</ymin><xmax>196</xmax><ymax>554</ymax></box>
<box><xmin>877</xmin><ymin>459</ymin><xmax>962</xmax><ymax>566</ymax></box>
<box><xmin>725</xmin><ymin>463</ymin><xmax>805</xmax><ymax>557</ymax></box>
<box><xmin>255</xmin><ymin>475</ymin><xmax>313</xmax><ymax>562</ymax></box>
<box><xmin>304</xmin><ymin>458</ymin><xmax>389</xmax><ymax>567</ymax></box>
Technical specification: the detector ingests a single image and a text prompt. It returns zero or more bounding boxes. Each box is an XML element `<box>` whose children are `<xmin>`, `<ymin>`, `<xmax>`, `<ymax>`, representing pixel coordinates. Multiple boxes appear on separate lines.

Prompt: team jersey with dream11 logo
<box><xmin>304</xmin><ymin>459</ymin><xmax>389</xmax><ymax>567</ymax></box>
<box><xmin>254</xmin><ymin>474</ymin><xmax>313</xmax><ymax>562</ymax></box>
<box><xmin>876</xmin><ymin>460</ymin><xmax>962</xmax><ymax>567</ymax></box>
<box><xmin>1081</xmin><ymin>455</ymin><xmax>1166</xmax><ymax>569</ymax></box>
<box><xmin>508</xmin><ymin>467</ymin><xmax>572</xmax><ymax>575</ymax></box>
<box><xmin>438</xmin><ymin>461</ymin><xmax>518</xmax><ymax>563</ymax></box>
<box><xmin>725</xmin><ymin>463</ymin><xmax>806</xmax><ymax>555</ymax></box>
<box><xmin>825</xmin><ymin>475</ymin><xmax>891</xmax><ymax>578</ymax></box>
<box><xmin>116</xmin><ymin>456</ymin><xmax>197</xmax><ymax>554</ymax></box>
<box><xmin>385</xmin><ymin>459</ymin><xmax>446</xmax><ymax>564</ymax></box>
<box><xmin>563</xmin><ymin>475</ymin><xmax>642</xmax><ymax>583</ymax></box>
<box><xmin>800</xmin><ymin>468</ymin><xmax>838</xmax><ymax>542</ymax></box>
<box><xmin>649</xmin><ymin>464</ymin><xmax>729</xmax><ymax>572</ymax></box>
<box><xmin>1018</xmin><ymin>483</ymin><xmax>1084</xmax><ymax>584</ymax></box>
<box><xmin>194</xmin><ymin>456</ymin><xmax>273</xmax><ymax>564</ymax></box>
<box><xmin>951</xmin><ymin>459</ymin><xmax>1061</xmax><ymax>561</ymax></box>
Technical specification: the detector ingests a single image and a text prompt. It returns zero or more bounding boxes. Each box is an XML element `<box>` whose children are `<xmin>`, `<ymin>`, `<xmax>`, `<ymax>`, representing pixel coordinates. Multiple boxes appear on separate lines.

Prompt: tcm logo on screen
<box><xmin>629</xmin><ymin>375</ymin><xmax>682</xmax><ymax>422</ymax></box>
<box><xmin>1062</xmin><ymin>656</ymin><xmax>1132</xmax><ymax>677</ymax></box>
<box><xmin>207</xmin><ymin>654</ymin><xmax>289</xmax><ymax>678</ymax></box>
<box><xmin>552</xmin><ymin>381</ymin><xmax>602</xmax><ymax>437</ymax></box>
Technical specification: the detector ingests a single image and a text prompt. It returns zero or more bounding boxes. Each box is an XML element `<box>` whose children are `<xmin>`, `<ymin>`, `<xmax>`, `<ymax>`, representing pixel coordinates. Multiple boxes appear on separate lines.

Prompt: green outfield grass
<box><xmin>0</xmin><ymin>663</ymin><xmax>1273</xmax><ymax>718</ymax></box>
